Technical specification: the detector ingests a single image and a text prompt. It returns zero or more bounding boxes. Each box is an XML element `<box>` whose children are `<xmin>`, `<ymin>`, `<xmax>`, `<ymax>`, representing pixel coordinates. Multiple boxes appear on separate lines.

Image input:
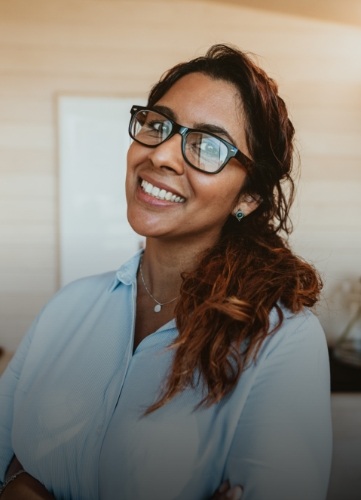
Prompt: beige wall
<box><xmin>1</xmin><ymin>0</ymin><xmax>361</xmax><ymax>350</ymax></box>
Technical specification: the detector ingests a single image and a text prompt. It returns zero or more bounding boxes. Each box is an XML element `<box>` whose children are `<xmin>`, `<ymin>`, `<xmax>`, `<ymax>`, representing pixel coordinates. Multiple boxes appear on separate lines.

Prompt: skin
<box><xmin>126</xmin><ymin>72</ymin><xmax>259</xmax><ymax>349</ymax></box>
<box><xmin>126</xmin><ymin>72</ymin><xmax>256</xmax><ymax>254</ymax></box>
<box><xmin>213</xmin><ymin>481</ymin><xmax>243</xmax><ymax>499</ymax></box>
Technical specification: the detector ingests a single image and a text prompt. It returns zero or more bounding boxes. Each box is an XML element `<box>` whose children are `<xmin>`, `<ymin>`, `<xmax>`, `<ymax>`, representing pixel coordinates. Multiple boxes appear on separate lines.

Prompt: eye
<box><xmin>187</xmin><ymin>133</ymin><xmax>220</xmax><ymax>161</ymax></box>
<box><xmin>138</xmin><ymin>110</ymin><xmax>173</xmax><ymax>140</ymax></box>
<box><xmin>147</xmin><ymin>119</ymin><xmax>172</xmax><ymax>137</ymax></box>
<box><xmin>199</xmin><ymin>136</ymin><xmax>220</xmax><ymax>158</ymax></box>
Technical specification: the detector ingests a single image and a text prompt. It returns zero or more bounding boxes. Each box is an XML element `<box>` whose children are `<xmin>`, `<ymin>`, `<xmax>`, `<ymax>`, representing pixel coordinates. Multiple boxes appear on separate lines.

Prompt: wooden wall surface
<box><xmin>1</xmin><ymin>0</ymin><xmax>361</xmax><ymax>350</ymax></box>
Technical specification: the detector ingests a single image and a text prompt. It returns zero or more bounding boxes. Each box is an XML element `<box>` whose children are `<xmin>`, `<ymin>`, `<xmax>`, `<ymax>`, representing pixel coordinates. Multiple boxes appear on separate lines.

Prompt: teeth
<box><xmin>145</xmin><ymin>182</ymin><xmax>152</xmax><ymax>194</ymax></box>
<box><xmin>141</xmin><ymin>180</ymin><xmax>185</xmax><ymax>203</ymax></box>
<box><xmin>151</xmin><ymin>186</ymin><xmax>160</xmax><ymax>197</ymax></box>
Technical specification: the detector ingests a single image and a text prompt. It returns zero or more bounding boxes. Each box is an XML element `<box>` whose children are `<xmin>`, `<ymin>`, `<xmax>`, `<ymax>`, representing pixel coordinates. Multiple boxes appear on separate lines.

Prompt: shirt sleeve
<box><xmin>224</xmin><ymin>311</ymin><xmax>333</xmax><ymax>500</ymax></box>
<box><xmin>0</xmin><ymin>318</ymin><xmax>38</xmax><ymax>483</ymax></box>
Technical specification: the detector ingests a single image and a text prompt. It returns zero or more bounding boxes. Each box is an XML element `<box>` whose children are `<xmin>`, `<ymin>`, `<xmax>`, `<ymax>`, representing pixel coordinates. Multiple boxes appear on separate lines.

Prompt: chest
<box><xmin>134</xmin><ymin>286</ymin><xmax>176</xmax><ymax>352</ymax></box>
<box><xmin>98</xmin><ymin>349</ymin><xmax>237</xmax><ymax>500</ymax></box>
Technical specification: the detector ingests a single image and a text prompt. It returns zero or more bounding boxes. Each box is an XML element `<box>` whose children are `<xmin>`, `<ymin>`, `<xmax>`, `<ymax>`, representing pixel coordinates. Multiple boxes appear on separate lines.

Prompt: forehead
<box><xmin>154</xmin><ymin>72</ymin><xmax>245</xmax><ymax>131</ymax></box>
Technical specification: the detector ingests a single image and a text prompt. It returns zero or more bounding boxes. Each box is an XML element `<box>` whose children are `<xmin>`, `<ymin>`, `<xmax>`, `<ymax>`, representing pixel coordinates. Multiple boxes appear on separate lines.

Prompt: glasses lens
<box><xmin>130</xmin><ymin>109</ymin><xmax>173</xmax><ymax>146</ymax></box>
<box><xmin>185</xmin><ymin>131</ymin><xmax>228</xmax><ymax>173</ymax></box>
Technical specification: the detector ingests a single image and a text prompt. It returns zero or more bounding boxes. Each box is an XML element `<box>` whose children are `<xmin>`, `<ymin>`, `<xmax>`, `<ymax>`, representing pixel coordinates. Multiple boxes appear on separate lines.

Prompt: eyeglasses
<box><xmin>128</xmin><ymin>105</ymin><xmax>253</xmax><ymax>174</ymax></box>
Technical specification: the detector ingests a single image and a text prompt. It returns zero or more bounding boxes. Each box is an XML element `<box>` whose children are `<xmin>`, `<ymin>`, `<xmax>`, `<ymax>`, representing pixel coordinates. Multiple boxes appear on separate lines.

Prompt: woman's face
<box><xmin>126</xmin><ymin>72</ymin><xmax>252</xmax><ymax>249</ymax></box>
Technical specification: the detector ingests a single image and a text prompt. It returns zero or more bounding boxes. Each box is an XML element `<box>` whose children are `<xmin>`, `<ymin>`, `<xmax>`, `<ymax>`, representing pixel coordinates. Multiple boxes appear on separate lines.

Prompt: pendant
<box><xmin>154</xmin><ymin>304</ymin><xmax>162</xmax><ymax>313</ymax></box>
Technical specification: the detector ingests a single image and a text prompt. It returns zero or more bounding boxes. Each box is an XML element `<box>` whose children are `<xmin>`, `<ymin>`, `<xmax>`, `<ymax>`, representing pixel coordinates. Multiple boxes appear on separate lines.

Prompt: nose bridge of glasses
<box><xmin>170</xmin><ymin>122</ymin><xmax>189</xmax><ymax>140</ymax></box>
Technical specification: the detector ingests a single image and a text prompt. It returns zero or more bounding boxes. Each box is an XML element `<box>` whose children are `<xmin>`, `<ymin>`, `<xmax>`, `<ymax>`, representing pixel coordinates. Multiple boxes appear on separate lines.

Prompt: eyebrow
<box><xmin>152</xmin><ymin>104</ymin><xmax>238</xmax><ymax>146</ymax></box>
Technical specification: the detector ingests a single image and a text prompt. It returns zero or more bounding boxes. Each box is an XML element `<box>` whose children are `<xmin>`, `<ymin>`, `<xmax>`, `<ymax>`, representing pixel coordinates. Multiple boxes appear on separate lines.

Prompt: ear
<box><xmin>232</xmin><ymin>193</ymin><xmax>261</xmax><ymax>219</ymax></box>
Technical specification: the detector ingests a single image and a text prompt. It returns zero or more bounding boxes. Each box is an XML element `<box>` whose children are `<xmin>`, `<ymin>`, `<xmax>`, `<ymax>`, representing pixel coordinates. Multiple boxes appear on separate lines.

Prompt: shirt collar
<box><xmin>109</xmin><ymin>249</ymin><xmax>143</xmax><ymax>292</ymax></box>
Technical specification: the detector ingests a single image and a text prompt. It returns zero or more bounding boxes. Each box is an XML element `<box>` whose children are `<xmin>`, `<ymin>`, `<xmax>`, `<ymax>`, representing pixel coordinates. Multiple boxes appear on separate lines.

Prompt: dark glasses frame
<box><xmin>129</xmin><ymin>105</ymin><xmax>254</xmax><ymax>174</ymax></box>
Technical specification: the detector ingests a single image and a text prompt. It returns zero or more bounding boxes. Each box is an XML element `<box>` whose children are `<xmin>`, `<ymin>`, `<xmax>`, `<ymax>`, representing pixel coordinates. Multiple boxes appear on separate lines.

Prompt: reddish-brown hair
<box><xmin>145</xmin><ymin>44</ymin><xmax>322</xmax><ymax>413</ymax></box>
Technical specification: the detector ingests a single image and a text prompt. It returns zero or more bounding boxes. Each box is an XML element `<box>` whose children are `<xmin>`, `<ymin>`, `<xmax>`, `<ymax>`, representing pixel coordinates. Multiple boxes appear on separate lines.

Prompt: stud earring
<box><xmin>235</xmin><ymin>209</ymin><xmax>244</xmax><ymax>221</ymax></box>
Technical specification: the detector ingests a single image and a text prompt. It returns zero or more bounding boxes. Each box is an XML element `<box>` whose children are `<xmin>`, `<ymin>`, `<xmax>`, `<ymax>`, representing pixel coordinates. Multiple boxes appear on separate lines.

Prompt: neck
<box><xmin>139</xmin><ymin>237</ymin><xmax>206</xmax><ymax>300</ymax></box>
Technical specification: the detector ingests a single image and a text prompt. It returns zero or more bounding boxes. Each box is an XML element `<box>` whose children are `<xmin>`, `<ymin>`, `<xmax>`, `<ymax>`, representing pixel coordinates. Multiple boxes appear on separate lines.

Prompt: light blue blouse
<box><xmin>0</xmin><ymin>251</ymin><xmax>332</xmax><ymax>500</ymax></box>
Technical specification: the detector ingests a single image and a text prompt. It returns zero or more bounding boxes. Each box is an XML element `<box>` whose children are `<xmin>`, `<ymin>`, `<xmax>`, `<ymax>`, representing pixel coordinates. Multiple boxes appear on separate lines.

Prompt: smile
<box><xmin>140</xmin><ymin>180</ymin><xmax>185</xmax><ymax>203</ymax></box>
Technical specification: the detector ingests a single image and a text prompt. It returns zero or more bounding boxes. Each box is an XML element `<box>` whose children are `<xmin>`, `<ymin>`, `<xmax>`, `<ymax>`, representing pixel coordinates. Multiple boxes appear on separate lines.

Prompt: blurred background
<box><xmin>0</xmin><ymin>1</ymin><xmax>361</xmax><ymax>497</ymax></box>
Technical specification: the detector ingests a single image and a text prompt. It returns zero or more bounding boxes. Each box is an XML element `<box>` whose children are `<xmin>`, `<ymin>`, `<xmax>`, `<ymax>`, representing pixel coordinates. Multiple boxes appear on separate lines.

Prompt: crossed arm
<box><xmin>0</xmin><ymin>456</ymin><xmax>242</xmax><ymax>500</ymax></box>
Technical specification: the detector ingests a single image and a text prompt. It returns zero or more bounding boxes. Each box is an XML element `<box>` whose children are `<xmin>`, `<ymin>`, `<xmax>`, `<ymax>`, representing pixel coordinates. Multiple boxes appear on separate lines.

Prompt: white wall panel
<box><xmin>58</xmin><ymin>96</ymin><xmax>144</xmax><ymax>285</ymax></box>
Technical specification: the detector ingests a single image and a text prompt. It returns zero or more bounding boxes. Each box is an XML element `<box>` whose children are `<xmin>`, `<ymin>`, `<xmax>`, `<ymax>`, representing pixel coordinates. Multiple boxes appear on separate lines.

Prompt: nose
<box><xmin>147</xmin><ymin>132</ymin><xmax>185</xmax><ymax>175</ymax></box>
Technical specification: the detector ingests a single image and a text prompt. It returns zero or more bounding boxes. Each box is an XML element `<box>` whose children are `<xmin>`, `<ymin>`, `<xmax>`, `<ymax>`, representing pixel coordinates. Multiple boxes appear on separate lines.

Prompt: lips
<box><xmin>140</xmin><ymin>179</ymin><xmax>185</xmax><ymax>203</ymax></box>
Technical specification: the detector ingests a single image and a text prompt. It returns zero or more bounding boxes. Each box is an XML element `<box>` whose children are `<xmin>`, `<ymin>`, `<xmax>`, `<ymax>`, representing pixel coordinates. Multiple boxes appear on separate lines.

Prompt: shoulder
<box><xmin>255</xmin><ymin>306</ymin><xmax>330</xmax><ymax>387</ymax></box>
<box><xmin>44</xmin><ymin>250</ymin><xmax>142</xmax><ymax>310</ymax></box>
<box><xmin>25</xmin><ymin>251</ymin><xmax>143</xmax><ymax>337</ymax></box>
<box><xmin>55</xmin><ymin>270</ymin><xmax>117</xmax><ymax>300</ymax></box>
<box><xmin>268</xmin><ymin>306</ymin><xmax>327</xmax><ymax>353</ymax></box>
<box><xmin>32</xmin><ymin>271</ymin><xmax>118</xmax><ymax>322</ymax></box>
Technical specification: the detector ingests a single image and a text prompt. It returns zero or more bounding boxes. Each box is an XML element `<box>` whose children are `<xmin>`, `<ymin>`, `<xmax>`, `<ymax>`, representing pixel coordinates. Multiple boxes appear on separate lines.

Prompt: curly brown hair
<box><xmin>145</xmin><ymin>44</ymin><xmax>322</xmax><ymax>413</ymax></box>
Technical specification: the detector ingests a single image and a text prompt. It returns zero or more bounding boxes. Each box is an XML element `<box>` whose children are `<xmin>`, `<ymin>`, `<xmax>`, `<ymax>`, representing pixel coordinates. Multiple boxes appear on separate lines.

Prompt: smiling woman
<box><xmin>125</xmin><ymin>72</ymin><xmax>254</xmax><ymax>255</ymax></box>
<box><xmin>0</xmin><ymin>44</ymin><xmax>332</xmax><ymax>500</ymax></box>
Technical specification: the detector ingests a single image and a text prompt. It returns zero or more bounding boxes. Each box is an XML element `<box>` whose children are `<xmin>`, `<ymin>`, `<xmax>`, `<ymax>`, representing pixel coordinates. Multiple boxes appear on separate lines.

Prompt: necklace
<box><xmin>139</xmin><ymin>257</ymin><xmax>178</xmax><ymax>313</ymax></box>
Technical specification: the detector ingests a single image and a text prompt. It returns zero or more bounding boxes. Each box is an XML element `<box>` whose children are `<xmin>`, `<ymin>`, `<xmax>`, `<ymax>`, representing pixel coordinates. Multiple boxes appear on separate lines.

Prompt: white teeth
<box><xmin>141</xmin><ymin>180</ymin><xmax>185</xmax><ymax>203</ymax></box>
<box><xmin>151</xmin><ymin>186</ymin><xmax>160</xmax><ymax>197</ymax></box>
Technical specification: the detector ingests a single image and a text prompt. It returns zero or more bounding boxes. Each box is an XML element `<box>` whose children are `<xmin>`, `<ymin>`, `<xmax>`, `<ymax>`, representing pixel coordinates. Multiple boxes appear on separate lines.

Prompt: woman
<box><xmin>0</xmin><ymin>44</ymin><xmax>332</xmax><ymax>499</ymax></box>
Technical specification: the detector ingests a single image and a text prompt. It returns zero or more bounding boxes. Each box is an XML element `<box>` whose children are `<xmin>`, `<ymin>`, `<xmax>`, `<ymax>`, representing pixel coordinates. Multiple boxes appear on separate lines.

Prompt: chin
<box><xmin>127</xmin><ymin>212</ymin><xmax>162</xmax><ymax>239</ymax></box>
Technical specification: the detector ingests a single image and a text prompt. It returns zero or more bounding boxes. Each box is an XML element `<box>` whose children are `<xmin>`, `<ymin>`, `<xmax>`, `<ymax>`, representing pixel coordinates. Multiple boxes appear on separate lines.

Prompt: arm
<box><xmin>0</xmin><ymin>327</ymin><xmax>35</xmax><ymax>482</ymax></box>
<box><xmin>0</xmin><ymin>320</ymin><xmax>54</xmax><ymax>499</ymax></box>
<box><xmin>0</xmin><ymin>456</ymin><xmax>54</xmax><ymax>499</ymax></box>
<box><xmin>224</xmin><ymin>312</ymin><xmax>332</xmax><ymax>500</ymax></box>
<box><xmin>211</xmin><ymin>481</ymin><xmax>243</xmax><ymax>500</ymax></box>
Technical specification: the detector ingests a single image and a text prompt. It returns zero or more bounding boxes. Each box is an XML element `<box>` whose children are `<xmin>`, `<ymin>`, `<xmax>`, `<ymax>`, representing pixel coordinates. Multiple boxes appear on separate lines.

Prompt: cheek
<box><xmin>223</xmin><ymin>169</ymin><xmax>248</xmax><ymax>200</ymax></box>
<box><xmin>192</xmin><ymin>170</ymin><xmax>246</xmax><ymax>207</ymax></box>
<box><xmin>125</xmin><ymin>144</ymin><xmax>143</xmax><ymax>189</ymax></box>
<box><xmin>125</xmin><ymin>146</ymin><xmax>138</xmax><ymax>201</ymax></box>
<box><xmin>126</xmin><ymin>143</ymin><xmax>137</xmax><ymax>173</ymax></box>
<box><xmin>126</xmin><ymin>142</ymin><xmax>148</xmax><ymax>170</ymax></box>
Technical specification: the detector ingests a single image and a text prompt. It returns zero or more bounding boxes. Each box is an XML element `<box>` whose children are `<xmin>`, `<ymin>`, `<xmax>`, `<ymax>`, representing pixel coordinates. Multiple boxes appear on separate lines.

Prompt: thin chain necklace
<box><xmin>139</xmin><ymin>257</ymin><xmax>178</xmax><ymax>313</ymax></box>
